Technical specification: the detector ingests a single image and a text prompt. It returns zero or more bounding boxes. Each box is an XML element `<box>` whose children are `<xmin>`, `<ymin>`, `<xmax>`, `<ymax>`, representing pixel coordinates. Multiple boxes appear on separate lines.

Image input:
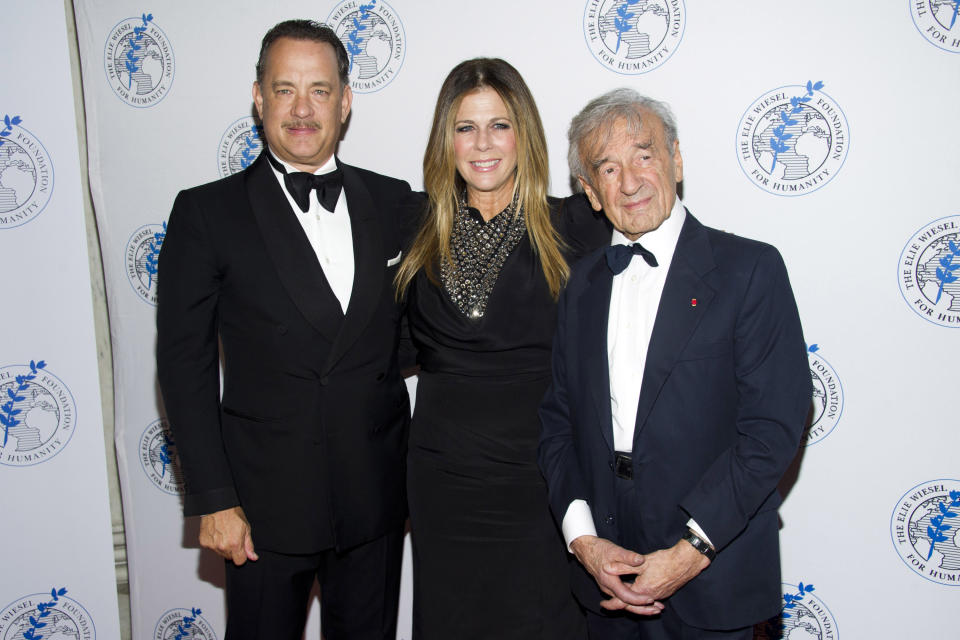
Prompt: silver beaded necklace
<box><xmin>440</xmin><ymin>193</ymin><xmax>526</xmax><ymax>321</ymax></box>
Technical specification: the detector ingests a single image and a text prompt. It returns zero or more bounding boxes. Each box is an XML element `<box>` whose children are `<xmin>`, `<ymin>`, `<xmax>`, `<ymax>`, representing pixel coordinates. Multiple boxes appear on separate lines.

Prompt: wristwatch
<box><xmin>682</xmin><ymin>529</ymin><xmax>716</xmax><ymax>561</ymax></box>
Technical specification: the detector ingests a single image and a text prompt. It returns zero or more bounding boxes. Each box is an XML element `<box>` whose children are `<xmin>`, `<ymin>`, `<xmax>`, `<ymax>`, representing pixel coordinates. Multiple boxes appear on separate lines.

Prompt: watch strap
<box><xmin>682</xmin><ymin>529</ymin><xmax>716</xmax><ymax>561</ymax></box>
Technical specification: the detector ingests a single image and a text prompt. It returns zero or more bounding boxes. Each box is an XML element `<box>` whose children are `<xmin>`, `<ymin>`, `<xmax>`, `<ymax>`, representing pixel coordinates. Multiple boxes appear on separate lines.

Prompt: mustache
<box><xmin>282</xmin><ymin>121</ymin><xmax>322</xmax><ymax>129</ymax></box>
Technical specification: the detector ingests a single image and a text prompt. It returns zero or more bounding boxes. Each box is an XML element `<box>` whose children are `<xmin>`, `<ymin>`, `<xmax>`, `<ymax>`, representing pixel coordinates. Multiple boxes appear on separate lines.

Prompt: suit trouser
<box><xmin>584</xmin><ymin>473</ymin><xmax>753</xmax><ymax>640</ymax></box>
<box><xmin>224</xmin><ymin>528</ymin><xmax>404</xmax><ymax>640</ymax></box>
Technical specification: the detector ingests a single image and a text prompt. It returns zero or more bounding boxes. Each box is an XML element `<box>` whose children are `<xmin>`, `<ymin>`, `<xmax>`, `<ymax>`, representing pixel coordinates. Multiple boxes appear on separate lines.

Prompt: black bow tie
<box><xmin>605</xmin><ymin>243</ymin><xmax>659</xmax><ymax>275</ymax></box>
<box><xmin>266</xmin><ymin>152</ymin><xmax>342</xmax><ymax>213</ymax></box>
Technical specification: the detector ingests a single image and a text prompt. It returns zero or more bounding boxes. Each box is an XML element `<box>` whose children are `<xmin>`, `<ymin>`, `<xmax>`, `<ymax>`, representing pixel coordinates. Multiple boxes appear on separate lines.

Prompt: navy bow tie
<box><xmin>266</xmin><ymin>152</ymin><xmax>342</xmax><ymax>213</ymax></box>
<box><xmin>605</xmin><ymin>243</ymin><xmax>659</xmax><ymax>275</ymax></box>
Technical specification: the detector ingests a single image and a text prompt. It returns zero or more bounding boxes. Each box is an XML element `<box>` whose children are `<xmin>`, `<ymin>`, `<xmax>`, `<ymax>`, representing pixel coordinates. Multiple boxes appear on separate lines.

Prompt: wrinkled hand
<box><xmin>569</xmin><ymin>535</ymin><xmax>664</xmax><ymax>616</ymax></box>
<box><xmin>628</xmin><ymin>540</ymin><xmax>710</xmax><ymax>602</ymax></box>
<box><xmin>199</xmin><ymin>506</ymin><xmax>258</xmax><ymax>566</ymax></box>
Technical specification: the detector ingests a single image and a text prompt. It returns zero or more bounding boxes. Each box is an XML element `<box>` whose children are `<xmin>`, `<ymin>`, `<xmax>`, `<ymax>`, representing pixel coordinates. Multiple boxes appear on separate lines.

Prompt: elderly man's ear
<box><xmin>578</xmin><ymin>176</ymin><xmax>603</xmax><ymax>212</ymax></box>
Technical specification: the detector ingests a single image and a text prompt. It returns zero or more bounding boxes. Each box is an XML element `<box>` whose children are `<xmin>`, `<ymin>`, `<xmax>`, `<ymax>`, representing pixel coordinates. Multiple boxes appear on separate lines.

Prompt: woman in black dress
<box><xmin>395</xmin><ymin>58</ymin><xmax>609</xmax><ymax>639</ymax></box>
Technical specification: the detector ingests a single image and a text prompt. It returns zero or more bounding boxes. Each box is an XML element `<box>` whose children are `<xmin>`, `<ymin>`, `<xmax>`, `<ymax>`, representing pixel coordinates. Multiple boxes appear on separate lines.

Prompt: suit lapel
<box><xmin>323</xmin><ymin>163</ymin><xmax>383</xmax><ymax>373</ymax></box>
<box><xmin>246</xmin><ymin>154</ymin><xmax>342</xmax><ymax>343</ymax></box>
<box><xmin>581</xmin><ymin>255</ymin><xmax>616</xmax><ymax>453</ymax></box>
<box><xmin>634</xmin><ymin>212</ymin><xmax>716</xmax><ymax>439</ymax></box>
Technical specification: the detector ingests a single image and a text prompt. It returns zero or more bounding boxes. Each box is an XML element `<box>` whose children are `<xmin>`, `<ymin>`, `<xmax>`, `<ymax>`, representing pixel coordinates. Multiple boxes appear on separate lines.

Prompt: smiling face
<box><xmin>252</xmin><ymin>37</ymin><xmax>352</xmax><ymax>172</ymax></box>
<box><xmin>452</xmin><ymin>87</ymin><xmax>518</xmax><ymax>217</ymax></box>
<box><xmin>579</xmin><ymin>110</ymin><xmax>683</xmax><ymax>240</ymax></box>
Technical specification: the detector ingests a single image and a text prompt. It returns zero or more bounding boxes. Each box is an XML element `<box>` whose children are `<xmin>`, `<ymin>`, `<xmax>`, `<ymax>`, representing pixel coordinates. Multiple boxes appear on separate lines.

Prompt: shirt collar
<box><xmin>610</xmin><ymin>197</ymin><xmax>686</xmax><ymax>265</ymax></box>
<box><xmin>266</xmin><ymin>149</ymin><xmax>338</xmax><ymax>176</ymax></box>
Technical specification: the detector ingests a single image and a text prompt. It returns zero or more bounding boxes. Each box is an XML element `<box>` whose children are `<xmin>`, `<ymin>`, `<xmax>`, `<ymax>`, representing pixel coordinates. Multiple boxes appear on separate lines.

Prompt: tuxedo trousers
<box><xmin>223</xmin><ymin>528</ymin><xmax>404</xmax><ymax>640</ymax></box>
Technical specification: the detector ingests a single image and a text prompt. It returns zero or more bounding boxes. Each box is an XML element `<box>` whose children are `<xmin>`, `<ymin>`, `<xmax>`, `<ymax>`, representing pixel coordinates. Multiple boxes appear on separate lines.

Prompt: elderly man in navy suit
<box><xmin>538</xmin><ymin>89</ymin><xmax>812</xmax><ymax>639</ymax></box>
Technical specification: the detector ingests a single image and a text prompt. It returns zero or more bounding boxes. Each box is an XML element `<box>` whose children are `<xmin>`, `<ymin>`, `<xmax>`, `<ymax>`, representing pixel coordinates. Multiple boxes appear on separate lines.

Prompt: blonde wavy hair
<box><xmin>395</xmin><ymin>58</ymin><xmax>568</xmax><ymax>299</ymax></box>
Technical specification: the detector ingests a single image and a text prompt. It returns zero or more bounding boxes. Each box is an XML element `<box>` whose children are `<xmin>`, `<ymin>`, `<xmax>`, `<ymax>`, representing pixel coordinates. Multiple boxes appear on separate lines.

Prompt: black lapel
<box><xmin>245</xmin><ymin>153</ymin><xmax>342</xmax><ymax>343</ymax></box>
<box><xmin>633</xmin><ymin>211</ymin><xmax>716</xmax><ymax>440</ymax></box>
<box><xmin>581</xmin><ymin>254</ymin><xmax>616</xmax><ymax>453</ymax></box>
<box><xmin>323</xmin><ymin>163</ymin><xmax>383</xmax><ymax>373</ymax></box>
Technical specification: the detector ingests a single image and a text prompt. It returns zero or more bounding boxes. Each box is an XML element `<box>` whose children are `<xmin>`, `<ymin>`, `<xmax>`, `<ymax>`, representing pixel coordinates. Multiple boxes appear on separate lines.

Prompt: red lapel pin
<box><xmin>690</xmin><ymin>298</ymin><xmax>697</xmax><ymax>307</ymax></box>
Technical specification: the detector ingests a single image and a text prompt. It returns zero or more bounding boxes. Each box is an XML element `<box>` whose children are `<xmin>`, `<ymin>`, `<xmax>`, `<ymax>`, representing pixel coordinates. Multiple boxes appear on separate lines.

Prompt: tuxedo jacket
<box><xmin>538</xmin><ymin>211</ymin><xmax>812</xmax><ymax>630</ymax></box>
<box><xmin>157</xmin><ymin>153</ymin><xmax>416</xmax><ymax>554</ymax></box>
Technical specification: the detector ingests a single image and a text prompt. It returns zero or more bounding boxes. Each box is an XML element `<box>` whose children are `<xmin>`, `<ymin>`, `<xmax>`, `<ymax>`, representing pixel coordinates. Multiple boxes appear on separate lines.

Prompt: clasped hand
<box><xmin>570</xmin><ymin>535</ymin><xmax>710</xmax><ymax>616</ymax></box>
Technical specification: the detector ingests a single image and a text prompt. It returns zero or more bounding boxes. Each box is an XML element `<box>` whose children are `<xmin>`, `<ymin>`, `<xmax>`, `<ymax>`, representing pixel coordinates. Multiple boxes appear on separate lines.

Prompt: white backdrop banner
<box><xmin>0</xmin><ymin>2</ymin><xmax>122</xmax><ymax>639</ymax></box>
<box><xmin>74</xmin><ymin>1</ymin><xmax>959</xmax><ymax>638</ymax></box>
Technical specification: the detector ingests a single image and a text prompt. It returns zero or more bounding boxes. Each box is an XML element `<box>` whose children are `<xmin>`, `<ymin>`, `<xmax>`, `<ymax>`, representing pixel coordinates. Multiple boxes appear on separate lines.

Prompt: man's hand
<box><xmin>628</xmin><ymin>539</ymin><xmax>710</xmax><ymax>602</ymax></box>
<box><xmin>569</xmin><ymin>535</ymin><xmax>664</xmax><ymax>616</ymax></box>
<box><xmin>199</xmin><ymin>506</ymin><xmax>258</xmax><ymax>566</ymax></box>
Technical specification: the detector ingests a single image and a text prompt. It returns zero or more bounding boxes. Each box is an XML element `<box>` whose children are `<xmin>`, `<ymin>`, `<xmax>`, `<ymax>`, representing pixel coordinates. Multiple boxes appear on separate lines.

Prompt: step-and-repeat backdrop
<box><xmin>69</xmin><ymin>1</ymin><xmax>960</xmax><ymax>638</ymax></box>
<box><xmin>0</xmin><ymin>1</ymin><xmax>123</xmax><ymax>639</ymax></box>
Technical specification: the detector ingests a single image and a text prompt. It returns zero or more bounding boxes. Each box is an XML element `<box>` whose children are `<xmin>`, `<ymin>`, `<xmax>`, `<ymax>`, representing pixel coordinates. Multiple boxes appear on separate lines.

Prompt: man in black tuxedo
<box><xmin>157</xmin><ymin>20</ymin><xmax>414</xmax><ymax>640</ymax></box>
<box><xmin>538</xmin><ymin>89</ymin><xmax>812</xmax><ymax>639</ymax></box>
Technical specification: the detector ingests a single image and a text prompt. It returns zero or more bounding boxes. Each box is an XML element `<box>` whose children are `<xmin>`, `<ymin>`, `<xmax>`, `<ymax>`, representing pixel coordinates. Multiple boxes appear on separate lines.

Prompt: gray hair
<box><xmin>567</xmin><ymin>88</ymin><xmax>678</xmax><ymax>192</ymax></box>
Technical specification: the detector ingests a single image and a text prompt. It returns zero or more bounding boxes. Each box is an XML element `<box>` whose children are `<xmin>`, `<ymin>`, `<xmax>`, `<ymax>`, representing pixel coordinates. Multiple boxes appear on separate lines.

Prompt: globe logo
<box><xmin>103</xmin><ymin>13</ymin><xmax>174</xmax><ymax>108</ymax></box>
<box><xmin>891</xmin><ymin>479</ymin><xmax>960</xmax><ymax>586</ymax></box>
<box><xmin>0</xmin><ymin>589</ymin><xmax>95</xmax><ymax>640</ymax></box>
<box><xmin>154</xmin><ymin>608</ymin><xmax>216</xmax><ymax>640</ymax></box>
<box><xmin>125</xmin><ymin>222</ymin><xmax>166</xmax><ymax>306</ymax></box>
<box><xmin>139</xmin><ymin>419</ymin><xmax>184</xmax><ymax>495</ymax></box>
<box><xmin>737</xmin><ymin>81</ymin><xmax>849</xmax><ymax>196</ymax></box>
<box><xmin>898</xmin><ymin>215</ymin><xmax>960</xmax><ymax>328</ymax></box>
<box><xmin>0</xmin><ymin>117</ymin><xmax>54</xmax><ymax>230</ymax></box>
<box><xmin>0</xmin><ymin>361</ymin><xmax>76</xmax><ymax>468</ymax></box>
<box><xmin>328</xmin><ymin>0</ymin><xmax>406</xmax><ymax>93</ymax></box>
<box><xmin>217</xmin><ymin>117</ymin><xmax>263</xmax><ymax>178</ymax></box>
<box><xmin>755</xmin><ymin>582</ymin><xmax>838</xmax><ymax>640</ymax></box>
<box><xmin>910</xmin><ymin>0</ymin><xmax>960</xmax><ymax>53</ymax></box>
<box><xmin>805</xmin><ymin>345</ymin><xmax>843</xmax><ymax>446</ymax></box>
<box><xmin>582</xmin><ymin>0</ymin><xmax>685</xmax><ymax>74</ymax></box>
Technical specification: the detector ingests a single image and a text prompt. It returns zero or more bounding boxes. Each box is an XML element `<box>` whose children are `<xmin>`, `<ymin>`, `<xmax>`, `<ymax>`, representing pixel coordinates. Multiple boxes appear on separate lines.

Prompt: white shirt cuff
<box><xmin>562</xmin><ymin>500</ymin><xmax>598</xmax><ymax>552</ymax></box>
<box><xmin>686</xmin><ymin>518</ymin><xmax>714</xmax><ymax>547</ymax></box>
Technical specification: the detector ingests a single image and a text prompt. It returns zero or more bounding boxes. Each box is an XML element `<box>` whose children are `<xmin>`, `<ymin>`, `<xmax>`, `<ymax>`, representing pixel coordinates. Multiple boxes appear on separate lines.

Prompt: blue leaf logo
<box><xmin>0</xmin><ymin>114</ymin><xmax>22</xmax><ymax>148</ymax></box>
<box><xmin>239</xmin><ymin>125</ymin><xmax>263</xmax><ymax>169</ymax></box>
<box><xmin>769</xmin><ymin>80</ymin><xmax>823</xmax><ymax>173</ymax></box>
<box><xmin>174</xmin><ymin>607</ymin><xmax>203</xmax><ymax>640</ymax></box>
<box><xmin>777</xmin><ymin>582</ymin><xmax>814</xmax><ymax>626</ymax></box>
<box><xmin>23</xmin><ymin>587</ymin><xmax>67</xmax><ymax>640</ymax></box>
<box><xmin>613</xmin><ymin>0</ymin><xmax>641</xmax><ymax>53</ymax></box>
<box><xmin>124</xmin><ymin>12</ymin><xmax>154</xmax><ymax>90</ymax></box>
<box><xmin>1</xmin><ymin>359</ymin><xmax>47</xmax><ymax>448</ymax></box>
<box><xmin>143</xmin><ymin>221</ymin><xmax>167</xmax><ymax>289</ymax></box>
<box><xmin>933</xmin><ymin>240</ymin><xmax>960</xmax><ymax>304</ymax></box>
<box><xmin>346</xmin><ymin>1</ymin><xmax>377</xmax><ymax>74</ymax></box>
<box><xmin>926</xmin><ymin>491</ymin><xmax>960</xmax><ymax>560</ymax></box>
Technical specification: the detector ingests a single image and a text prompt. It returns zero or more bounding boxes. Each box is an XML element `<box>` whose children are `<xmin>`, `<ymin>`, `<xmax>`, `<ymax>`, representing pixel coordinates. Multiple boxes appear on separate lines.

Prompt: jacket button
<box><xmin>276</xmin><ymin>324</ymin><xmax>288</xmax><ymax>335</ymax></box>
<box><xmin>320</xmin><ymin>376</ymin><xmax>329</xmax><ymax>386</ymax></box>
<box><xmin>605</xmin><ymin>515</ymin><xmax>615</xmax><ymax>525</ymax></box>
<box><xmin>608</xmin><ymin>460</ymin><xmax>614</xmax><ymax>470</ymax></box>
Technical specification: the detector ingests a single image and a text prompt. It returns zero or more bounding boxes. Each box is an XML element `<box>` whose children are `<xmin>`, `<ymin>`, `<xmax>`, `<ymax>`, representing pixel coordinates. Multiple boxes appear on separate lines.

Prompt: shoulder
<box><xmin>551</xmin><ymin>193</ymin><xmax>612</xmax><ymax>259</ymax></box>
<box><xmin>176</xmin><ymin>168</ymin><xmax>247</xmax><ymax>205</ymax></box>
<box><xmin>685</xmin><ymin>211</ymin><xmax>783</xmax><ymax>266</ymax></box>
<box><xmin>340</xmin><ymin>162</ymin><xmax>412</xmax><ymax>195</ymax></box>
<box><xmin>688</xmin><ymin>213</ymin><xmax>790</xmax><ymax>288</ymax></box>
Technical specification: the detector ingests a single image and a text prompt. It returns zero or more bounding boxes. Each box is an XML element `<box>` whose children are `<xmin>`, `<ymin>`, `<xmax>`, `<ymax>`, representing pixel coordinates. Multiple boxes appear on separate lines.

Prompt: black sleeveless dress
<box><xmin>406</xmin><ymin>195</ymin><xmax>610</xmax><ymax>639</ymax></box>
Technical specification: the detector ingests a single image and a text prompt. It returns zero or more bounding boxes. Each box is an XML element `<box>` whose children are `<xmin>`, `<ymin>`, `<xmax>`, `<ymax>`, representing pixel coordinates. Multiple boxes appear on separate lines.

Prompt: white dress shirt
<box><xmin>562</xmin><ymin>200</ymin><xmax>713</xmax><ymax>549</ymax></box>
<box><xmin>268</xmin><ymin>151</ymin><xmax>354</xmax><ymax>313</ymax></box>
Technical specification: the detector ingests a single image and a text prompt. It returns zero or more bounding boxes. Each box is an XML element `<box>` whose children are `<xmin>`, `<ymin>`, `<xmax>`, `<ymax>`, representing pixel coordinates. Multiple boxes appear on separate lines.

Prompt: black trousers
<box><xmin>224</xmin><ymin>528</ymin><xmax>404</xmax><ymax>640</ymax></box>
